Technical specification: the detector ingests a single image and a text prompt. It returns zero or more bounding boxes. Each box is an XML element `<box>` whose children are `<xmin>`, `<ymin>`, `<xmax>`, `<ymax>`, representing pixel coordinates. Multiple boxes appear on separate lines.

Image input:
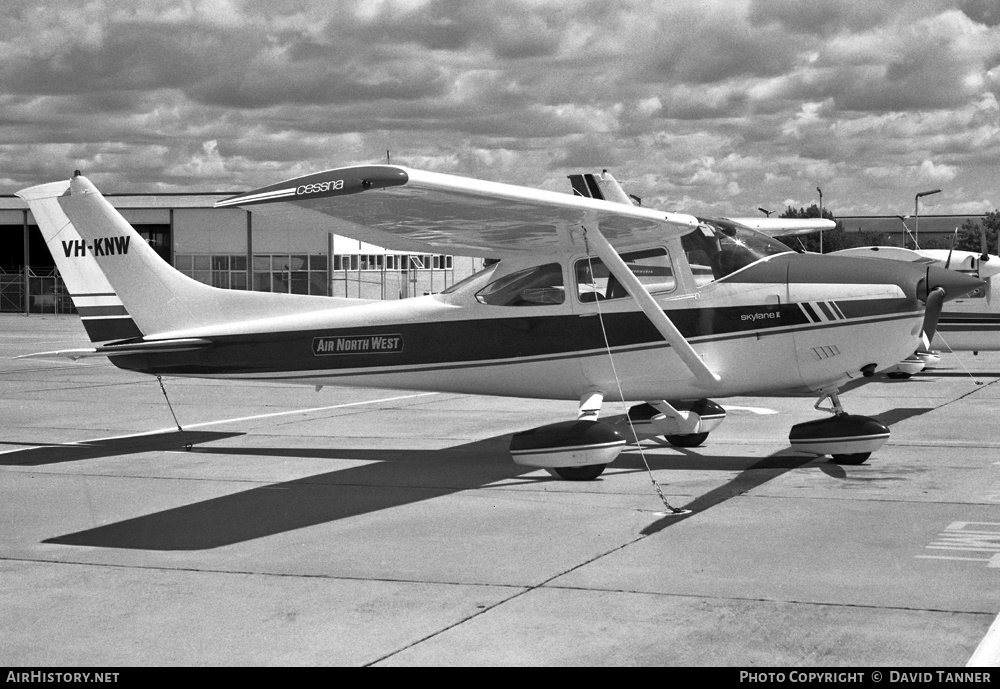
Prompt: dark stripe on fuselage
<box><xmin>77</xmin><ymin>305</ymin><xmax>129</xmax><ymax>317</ymax></box>
<box><xmin>112</xmin><ymin>297</ymin><xmax>917</xmax><ymax>378</ymax></box>
<box><xmin>82</xmin><ymin>317</ymin><xmax>143</xmax><ymax>342</ymax></box>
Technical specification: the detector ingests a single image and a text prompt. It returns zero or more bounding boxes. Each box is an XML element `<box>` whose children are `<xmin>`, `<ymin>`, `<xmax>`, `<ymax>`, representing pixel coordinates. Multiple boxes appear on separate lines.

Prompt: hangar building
<box><xmin>0</xmin><ymin>192</ymin><xmax>481</xmax><ymax>315</ymax></box>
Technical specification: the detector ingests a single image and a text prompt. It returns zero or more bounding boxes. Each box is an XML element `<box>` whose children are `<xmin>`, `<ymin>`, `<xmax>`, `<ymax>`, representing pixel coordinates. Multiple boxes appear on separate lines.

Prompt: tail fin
<box><xmin>17</xmin><ymin>173</ymin><xmax>350</xmax><ymax>343</ymax></box>
<box><xmin>17</xmin><ymin>178</ymin><xmax>143</xmax><ymax>342</ymax></box>
<box><xmin>567</xmin><ymin>171</ymin><xmax>637</xmax><ymax>206</ymax></box>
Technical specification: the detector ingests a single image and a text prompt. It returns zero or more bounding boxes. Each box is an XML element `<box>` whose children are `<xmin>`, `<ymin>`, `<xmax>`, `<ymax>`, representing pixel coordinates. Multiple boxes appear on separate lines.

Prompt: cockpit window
<box><xmin>475</xmin><ymin>263</ymin><xmax>565</xmax><ymax>306</ymax></box>
<box><xmin>576</xmin><ymin>248</ymin><xmax>675</xmax><ymax>301</ymax></box>
<box><xmin>682</xmin><ymin>221</ymin><xmax>792</xmax><ymax>282</ymax></box>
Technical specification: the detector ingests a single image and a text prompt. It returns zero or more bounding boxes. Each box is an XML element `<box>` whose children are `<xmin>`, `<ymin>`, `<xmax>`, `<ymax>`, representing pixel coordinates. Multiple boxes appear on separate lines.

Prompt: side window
<box><xmin>476</xmin><ymin>263</ymin><xmax>565</xmax><ymax>306</ymax></box>
<box><xmin>576</xmin><ymin>248</ymin><xmax>675</xmax><ymax>301</ymax></box>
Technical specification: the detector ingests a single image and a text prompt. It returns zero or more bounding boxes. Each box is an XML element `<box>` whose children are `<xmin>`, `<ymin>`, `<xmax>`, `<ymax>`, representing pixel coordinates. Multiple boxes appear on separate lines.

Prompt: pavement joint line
<box><xmin>539</xmin><ymin>583</ymin><xmax>999</xmax><ymax>616</ymax></box>
<box><xmin>736</xmin><ymin>493</ymin><xmax>1000</xmax><ymax>507</ymax></box>
<box><xmin>367</xmin><ymin>528</ymin><xmax>659</xmax><ymax>665</ymax></box>
<box><xmin>366</xmin><ymin>521</ymin><xmax>999</xmax><ymax>664</ymax></box>
<box><xmin>0</xmin><ymin>556</ymin><xmax>527</xmax><ymax>590</ymax></box>
<box><xmin>1</xmin><ymin>468</ymin><xmax>694</xmax><ymax>505</ymax></box>
<box><xmin>0</xmin><ymin>554</ymin><xmax>995</xmax><ymax>620</ymax></box>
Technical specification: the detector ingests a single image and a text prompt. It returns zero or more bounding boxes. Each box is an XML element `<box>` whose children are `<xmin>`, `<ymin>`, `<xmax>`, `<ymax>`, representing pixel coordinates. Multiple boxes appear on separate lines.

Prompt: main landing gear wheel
<box><xmin>829</xmin><ymin>452</ymin><xmax>871</xmax><ymax>465</ymax></box>
<box><xmin>789</xmin><ymin>390</ymin><xmax>890</xmax><ymax>463</ymax></box>
<box><xmin>665</xmin><ymin>432</ymin><xmax>709</xmax><ymax>448</ymax></box>
<box><xmin>886</xmin><ymin>372</ymin><xmax>912</xmax><ymax>379</ymax></box>
<box><xmin>546</xmin><ymin>464</ymin><xmax>608</xmax><ymax>481</ymax></box>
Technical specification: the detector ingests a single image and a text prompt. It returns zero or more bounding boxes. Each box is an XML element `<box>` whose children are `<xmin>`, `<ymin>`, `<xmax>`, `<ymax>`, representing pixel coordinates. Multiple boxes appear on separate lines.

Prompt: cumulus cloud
<box><xmin>0</xmin><ymin>0</ymin><xmax>997</xmax><ymax>213</ymax></box>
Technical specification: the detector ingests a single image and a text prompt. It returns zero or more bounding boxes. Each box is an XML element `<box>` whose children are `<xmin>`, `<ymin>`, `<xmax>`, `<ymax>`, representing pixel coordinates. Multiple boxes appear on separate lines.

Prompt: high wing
<box><xmin>215</xmin><ymin>165</ymin><xmax>700</xmax><ymax>257</ymax></box>
<box><xmin>714</xmin><ymin>217</ymin><xmax>837</xmax><ymax>237</ymax></box>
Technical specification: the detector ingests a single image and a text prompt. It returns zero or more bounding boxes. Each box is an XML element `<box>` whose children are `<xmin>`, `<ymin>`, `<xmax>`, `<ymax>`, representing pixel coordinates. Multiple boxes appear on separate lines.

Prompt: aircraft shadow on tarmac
<box><xmin>40</xmin><ymin>408</ymin><xmax>935</xmax><ymax>551</ymax></box>
<box><xmin>44</xmin><ymin>434</ymin><xmax>534</xmax><ymax>551</ymax></box>
<box><xmin>0</xmin><ymin>430</ymin><xmax>245</xmax><ymax>466</ymax></box>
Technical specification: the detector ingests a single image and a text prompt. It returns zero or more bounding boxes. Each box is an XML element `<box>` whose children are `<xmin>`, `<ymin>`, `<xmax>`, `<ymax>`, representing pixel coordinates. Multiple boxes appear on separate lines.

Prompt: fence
<box><xmin>0</xmin><ymin>267</ymin><xmax>75</xmax><ymax>314</ymax></box>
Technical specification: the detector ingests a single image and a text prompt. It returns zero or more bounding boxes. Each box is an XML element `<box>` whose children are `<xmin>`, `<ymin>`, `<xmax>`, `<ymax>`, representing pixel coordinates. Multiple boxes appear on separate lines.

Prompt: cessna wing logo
<box><xmin>61</xmin><ymin>237</ymin><xmax>130</xmax><ymax>258</ymax></box>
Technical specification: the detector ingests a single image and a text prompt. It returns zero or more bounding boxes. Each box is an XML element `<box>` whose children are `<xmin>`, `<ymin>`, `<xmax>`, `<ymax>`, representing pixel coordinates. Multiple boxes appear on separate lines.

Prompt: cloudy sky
<box><xmin>2</xmin><ymin>0</ymin><xmax>999</xmax><ymax>217</ymax></box>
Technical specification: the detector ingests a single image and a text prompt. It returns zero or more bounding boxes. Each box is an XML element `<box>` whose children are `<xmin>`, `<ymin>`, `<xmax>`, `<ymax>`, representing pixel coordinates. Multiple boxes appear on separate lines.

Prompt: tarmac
<box><xmin>2</xmin><ymin>314</ymin><xmax>1000</xmax><ymax>667</ymax></box>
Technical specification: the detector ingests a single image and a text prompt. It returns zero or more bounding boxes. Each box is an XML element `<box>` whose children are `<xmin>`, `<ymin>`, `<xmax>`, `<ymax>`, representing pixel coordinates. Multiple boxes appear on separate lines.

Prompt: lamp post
<box><xmin>914</xmin><ymin>189</ymin><xmax>941</xmax><ymax>250</ymax></box>
<box><xmin>816</xmin><ymin>187</ymin><xmax>823</xmax><ymax>253</ymax></box>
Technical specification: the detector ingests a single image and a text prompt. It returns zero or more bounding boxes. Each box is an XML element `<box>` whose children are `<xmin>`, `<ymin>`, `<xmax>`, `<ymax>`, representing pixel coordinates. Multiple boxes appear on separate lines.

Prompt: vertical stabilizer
<box><xmin>17</xmin><ymin>178</ymin><xmax>142</xmax><ymax>341</ymax></box>
<box><xmin>567</xmin><ymin>171</ymin><xmax>637</xmax><ymax>206</ymax></box>
<box><xmin>17</xmin><ymin>173</ymin><xmax>351</xmax><ymax>343</ymax></box>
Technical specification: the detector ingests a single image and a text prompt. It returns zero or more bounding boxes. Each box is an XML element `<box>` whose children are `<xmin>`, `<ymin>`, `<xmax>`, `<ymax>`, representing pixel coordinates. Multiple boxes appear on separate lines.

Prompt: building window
<box><xmin>174</xmin><ymin>251</ymin><xmax>456</xmax><ymax>296</ymax></box>
<box><xmin>175</xmin><ymin>253</ymin><xmax>326</xmax><ymax>294</ymax></box>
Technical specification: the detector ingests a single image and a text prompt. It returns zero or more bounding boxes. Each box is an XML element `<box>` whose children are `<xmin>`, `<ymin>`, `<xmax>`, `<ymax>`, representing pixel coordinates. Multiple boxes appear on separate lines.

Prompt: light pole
<box><xmin>914</xmin><ymin>189</ymin><xmax>941</xmax><ymax>250</ymax></box>
<box><xmin>816</xmin><ymin>187</ymin><xmax>823</xmax><ymax>253</ymax></box>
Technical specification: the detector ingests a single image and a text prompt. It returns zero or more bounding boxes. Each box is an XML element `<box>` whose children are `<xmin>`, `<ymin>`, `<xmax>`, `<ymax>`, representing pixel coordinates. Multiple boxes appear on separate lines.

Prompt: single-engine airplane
<box><xmin>16</xmin><ymin>167</ymin><xmax>984</xmax><ymax>479</ymax></box>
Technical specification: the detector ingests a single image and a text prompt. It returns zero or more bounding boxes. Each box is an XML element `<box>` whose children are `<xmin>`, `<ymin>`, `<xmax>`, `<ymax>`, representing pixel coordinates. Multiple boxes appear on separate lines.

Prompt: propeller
<box><xmin>945</xmin><ymin>226</ymin><xmax>958</xmax><ymax>270</ymax></box>
<box><xmin>920</xmin><ymin>286</ymin><xmax>947</xmax><ymax>347</ymax></box>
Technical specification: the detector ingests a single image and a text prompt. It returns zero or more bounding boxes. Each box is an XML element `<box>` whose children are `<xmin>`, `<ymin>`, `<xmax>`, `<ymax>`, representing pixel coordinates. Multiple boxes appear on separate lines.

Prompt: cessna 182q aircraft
<box><xmin>16</xmin><ymin>167</ymin><xmax>983</xmax><ymax>480</ymax></box>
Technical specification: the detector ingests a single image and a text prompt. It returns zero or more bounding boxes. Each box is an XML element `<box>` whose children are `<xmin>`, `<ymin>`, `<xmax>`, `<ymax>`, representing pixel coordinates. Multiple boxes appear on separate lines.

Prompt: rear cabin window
<box><xmin>475</xmin><ymin>263</ymin><xmax>565</xmax><ymax>306</ymax></box>
<box><xmin>576</xmin><ymin>248</ymin><xmax>675</xmax><ymax>301</ymax></box>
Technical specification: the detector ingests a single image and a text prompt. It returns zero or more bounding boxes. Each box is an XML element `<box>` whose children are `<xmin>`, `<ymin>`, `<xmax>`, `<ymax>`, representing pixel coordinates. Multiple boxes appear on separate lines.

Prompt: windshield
<box><xmin>475</xmin><ymin>263</ymin><xmax>564</xmax><ymax>306</ymax></box>
<box><xmin>440</xmin><ymin>262</ymin><xmax>499</xmax><ymax>294</ymax></box>
<box><xmin>681</xmin><ymin>220</ymin><xmax>792</xmax><ymax>281</ymax></box>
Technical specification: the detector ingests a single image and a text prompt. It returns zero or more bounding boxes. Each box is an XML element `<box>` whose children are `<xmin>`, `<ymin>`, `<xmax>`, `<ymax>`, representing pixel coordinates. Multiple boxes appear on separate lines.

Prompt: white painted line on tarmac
<box><xmin>967</xmin><ymin>609</ymin><xmax>1000</xmax><ymax>667</ymax></box>
<box><xmin>722</xmin><ymin>405</ymin><xmax>779</xmax><ymax>415</ymax></box>
<box><xmin>176</xmin><ymin>391</ymin><xmax>440</xmax><ymax>430</ymax></box>
<box><xmin>0</xmin><ymin>391</ymin><xmax>440</xmax><ymax>453</ymax></box>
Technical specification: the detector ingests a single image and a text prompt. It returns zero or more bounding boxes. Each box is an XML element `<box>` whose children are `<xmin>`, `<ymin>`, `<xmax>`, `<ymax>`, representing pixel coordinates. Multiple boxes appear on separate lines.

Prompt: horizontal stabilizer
<box><xmin>18</xmin><ymin>338</ymin><xmax>213</xmax><ymax>361</ymax></box>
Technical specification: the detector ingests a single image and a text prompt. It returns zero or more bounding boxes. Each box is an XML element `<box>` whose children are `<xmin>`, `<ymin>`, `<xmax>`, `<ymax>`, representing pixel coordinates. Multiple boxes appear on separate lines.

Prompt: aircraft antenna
<box><xmin>582</xmin><ymin>229</ymin><xmax>690</xmax><ymax>517</ymax></box>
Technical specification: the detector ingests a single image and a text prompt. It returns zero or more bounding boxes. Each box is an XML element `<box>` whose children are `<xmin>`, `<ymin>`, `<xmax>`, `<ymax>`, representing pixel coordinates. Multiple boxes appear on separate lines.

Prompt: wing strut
<box><xmin>583</xmin><ymin>226</ymin><xmax>722</xmax><ymax>389</ymax></box>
